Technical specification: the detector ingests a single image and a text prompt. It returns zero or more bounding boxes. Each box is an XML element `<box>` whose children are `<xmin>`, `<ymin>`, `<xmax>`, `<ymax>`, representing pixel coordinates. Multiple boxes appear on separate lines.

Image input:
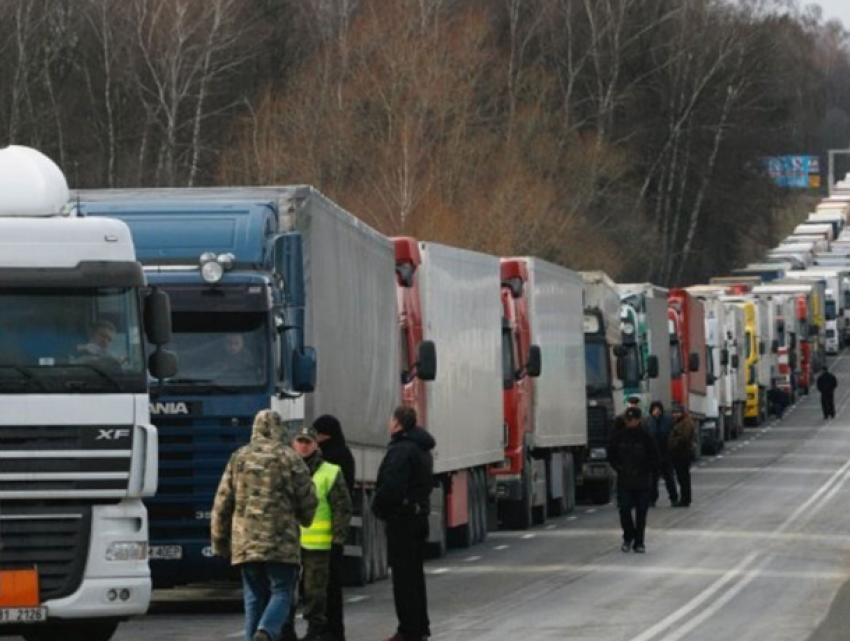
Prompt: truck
<box><xmin>616</xmin><ymin>285</ymin><xmax>664</xmax><ymax>411</ymax></box>
<box><xmin>496</xmin><ymin>258</ymin><xmax>586</xmax><ymax>528</ymax></box>
<box><xmin>687</xmin><ymin>286</ymin><xmax>744</xmax><ymax>451</ymax></box>
<box><xmin>668</xmin><ymin>289</ymin><xmax>708</xmax><ymax>455</ymax></box>
<box><xmin>405</xmin><ymin>242</ymin><xmax>502</xmax><ymax>553</ymax></box>
<box><xmin>78</xmin><ymin>187</ymin><xmax>426</xmax><ymax>586</ymax></box>
<box><xmin>1</xmin><ymin>146</ymin><xmax>174</xmax><ymax>641</ymax></box>
<box><xmin>784</xmin><ymin>268</ymin><xmax>850</xmax><ymax>351</ymax></box>
<box><xmin>580</xmin><ymin>272</ymin><xmax>623</xmax><ymax>504</ymax></box>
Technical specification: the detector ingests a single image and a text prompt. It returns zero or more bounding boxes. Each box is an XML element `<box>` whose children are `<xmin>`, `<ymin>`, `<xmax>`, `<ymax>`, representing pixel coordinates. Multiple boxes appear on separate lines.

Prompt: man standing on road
<box><xmin>287</xmin><ymin>426</ymin><xmax>352</xmax><ymax>641</ymax></box>
<box><xmin>372</xmin><ymin>407</ymin><xmax>435</xmax><ymax>641</ymax></box>
<box><xmin>314</xmin><ymin>415</ymin><xmax>355</xmax><ymax>641</ymax></box>
<box><xmin>647</xmin><ymin>401</ymin><xmax>677</xmax><ymax>507</ymax></box>
<box><xmin>668</xmin><ymin>404</ymin><xmax>696</xmax><ymax>508</ymax></box>
<box><xmin>609</xmin><ymin>407</ymin><xmax>659</xmax><ymax>553</ymax></box>
<box><xmin>211</xmin><ymin>410</ymin><xmax>318</xmax><ymax>641</ymax></box>
<box><xmin>817</xmin><ymin>366</ymin><xmax>838</xmax><ymax>420</ymax></box>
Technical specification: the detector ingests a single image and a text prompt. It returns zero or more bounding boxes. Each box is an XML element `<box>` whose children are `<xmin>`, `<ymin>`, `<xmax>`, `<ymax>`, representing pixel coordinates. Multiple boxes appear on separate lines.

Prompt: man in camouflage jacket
<box><xmin>212</xmin><ymin>409</ymin><xmax>318</xmax><ymax>641</ymax></box>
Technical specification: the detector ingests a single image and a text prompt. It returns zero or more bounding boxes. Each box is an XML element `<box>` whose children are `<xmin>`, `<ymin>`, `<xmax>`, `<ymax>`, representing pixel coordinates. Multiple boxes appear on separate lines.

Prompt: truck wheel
<box><xmin>563</xmin><ymin>453</ymin><xmax>576</xmax><ymax>513</ymax></box>
<box><xmin>501</xmin><ymin>465</ymin><xmax>533</xmax><ymax>530</ymax></box>
<box><xmin>25</xmin><ymin>620</ymin><xmax>119</xmax><ymax>641</ymax></box>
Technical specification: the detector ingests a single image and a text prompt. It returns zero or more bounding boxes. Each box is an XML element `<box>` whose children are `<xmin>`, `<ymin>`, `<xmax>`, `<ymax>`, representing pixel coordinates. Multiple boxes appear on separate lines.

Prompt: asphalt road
<box><xmin>16</xmin><ymin>356</ymin><xmax>850</xmax><ymax>641</ymax></box>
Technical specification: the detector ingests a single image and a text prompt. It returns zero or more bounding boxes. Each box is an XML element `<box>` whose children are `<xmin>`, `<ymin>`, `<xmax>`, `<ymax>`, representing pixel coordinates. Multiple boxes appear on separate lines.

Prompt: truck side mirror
<box><xmin>416</xmin><ymin>340</ymin><xmax>437</xmax><ymax>381</ymax></box>
<box><xmin>688</xmin><ymin>352</ymin><xmax>700</xmax><ymax>372</ymax></box>
<box><xmin>720</xmin><ymin>349</ymin><xmax>730</xmax><ymax>366</ymax></box>
<box><xmin>759</xmin><ymin>341</ymin><xmax>766</xmax><ymax>355</ymax></box>
<box><xmin>292</xmin><ymin>347</ymin><xmax>317</xmax><ymax>393</ymax></box>
<box><xmin>707</xmin><ymin>373</ymin><xmax>717</xmax><ymax>385</ymax></box>
<box><xmin>771</xmin><ymin>339</ymin><xmax>779</xmax><ymax>354</ymax></box>
<box><xmin>526</xmin><ymin>344</ymin><xmax>542</xmax><ymax>378</ymax></box>
<box><xmin>144</xmin><ymin>289</ymin><xmax>173</xmax><ymax>346</ymax></box>
<box><xmin>647</xmin><ymin>355</ymin><xmax>659</xmax><ymax>379</ymax></box>
<box><xmin>148</xmin><ymin>348</ymin><xmax>178</xmax><ymax>380</ymax></box>
<box><xmin>731</xmin><ymin>354</ymin><xmax>740</xmax><ymax>369</ymax></box>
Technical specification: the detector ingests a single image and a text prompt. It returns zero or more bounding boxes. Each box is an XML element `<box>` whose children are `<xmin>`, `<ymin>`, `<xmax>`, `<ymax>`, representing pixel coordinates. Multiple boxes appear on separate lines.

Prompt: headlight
<box><xmin>590</xmin><ymin>447</ymin><xmax>607</xmax><ymax>460</ymax></box>
<box><xmin>106</xmin><ymin>541</ymin><xmax>148</xmax><ymax>562</ymax></box>
<box><xmin>201</xmin><ymin>260</ymin><xmax>225</xmax><ymax>284</ymax></box>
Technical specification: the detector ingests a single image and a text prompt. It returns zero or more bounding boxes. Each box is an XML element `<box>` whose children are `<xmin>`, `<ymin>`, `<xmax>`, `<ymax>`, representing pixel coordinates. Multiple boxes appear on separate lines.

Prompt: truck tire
<box><xmin>25</xmin><ymin>619</ymin><xmax>119</xmax><ymax>641</ymax></box>
<box><xmin>563</xmin><ymin>453</ymin><xmax>576</xmax><ymax>513</ymax></box>
<box><xmin>501</xmin><ymin>464</ymin><xmax>533</xmax><ymax>530</ymax></box>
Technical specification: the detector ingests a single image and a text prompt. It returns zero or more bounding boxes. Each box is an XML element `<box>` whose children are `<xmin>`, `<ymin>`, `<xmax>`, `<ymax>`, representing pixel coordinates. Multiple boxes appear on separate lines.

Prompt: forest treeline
<box><xmin>0</xmin><ymin>0</ymin><xmax>847</xmax><ymax>284</ymax></box>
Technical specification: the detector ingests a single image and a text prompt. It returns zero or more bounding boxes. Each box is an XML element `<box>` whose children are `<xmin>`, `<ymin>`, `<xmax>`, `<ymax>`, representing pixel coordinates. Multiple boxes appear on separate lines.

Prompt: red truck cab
<box><xmin>669</xmin><ymin>289</ymin><xmax>708</xmax><ymax>453</ymax></box>
<box><xmin>796</xmin><ymin>294</ymin><xmax>811</xmax><ymax>393</ymax></box>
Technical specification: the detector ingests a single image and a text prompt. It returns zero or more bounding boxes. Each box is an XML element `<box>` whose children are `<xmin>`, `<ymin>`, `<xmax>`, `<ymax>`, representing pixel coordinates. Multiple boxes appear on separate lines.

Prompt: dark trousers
<box><xmin>326</xmin><ymin>546</ymin><xmax>345</xmax><ymax>640</ymax></box>
<box><xmin>283</xmin><ymin>549</ymin><xmax>331</xmax><ymax>638</ymax></box>
<box><xmin>673</xmin><ymin>457</ymin><xmax>692</xmax><ymax>505</ymax></box>
<box><xmin>821</xmin><ymin>393</ymin><xmax>836</xmax><ymax>419</ymax></box>
<box><xmin>617</xmin><ymin>488</ymin><xmax>651</xmax><ymax>546</ymax></box>
<box><xmin>387</xmin><ymin>515</ymin><xmax>430</xmax><ymax>638</ymax></box>
<box><xmin>652</xmin><ymin>460</ymin><xmax>678</xmax><ymax>504</ymax></box>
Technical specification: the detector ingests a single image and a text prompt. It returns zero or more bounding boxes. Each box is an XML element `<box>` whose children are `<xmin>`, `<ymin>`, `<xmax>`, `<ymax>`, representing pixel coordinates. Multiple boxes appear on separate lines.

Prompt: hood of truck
<box><xmin>0</xmin><ymin>394</ymin><xmax>139</xmax><ymax>426</ymax></box>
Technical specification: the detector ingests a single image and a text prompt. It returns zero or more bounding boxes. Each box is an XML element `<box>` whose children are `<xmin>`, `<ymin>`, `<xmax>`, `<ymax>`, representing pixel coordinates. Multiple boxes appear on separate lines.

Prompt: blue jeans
<box><xmin>242</xmin><ymin>562</ymin><xmax>299</xmax><ymax>641</ymax></box>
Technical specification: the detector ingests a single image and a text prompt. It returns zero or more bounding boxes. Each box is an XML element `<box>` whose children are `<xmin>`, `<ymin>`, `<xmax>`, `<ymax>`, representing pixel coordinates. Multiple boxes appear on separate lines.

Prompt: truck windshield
<box><xmin>584</xmin><ymin>342</ymin><xmax>610</xmax><ymax>392</ymax></box>
<box><xmin>826</xmin><ymin>300</ymin><xmax>837</xmax><ymax>320</ymax></box>
<box><xmin>621</xmin><ymin>343</ymin><xmax>641</xmax><ymax>386</ymax></box>
<box><xmin>670</xmin><ymin>340</ymin><xmax>682</xmax><ymax>379</ymax></box>
<box><xmin>158</xmin><ymin>312</ymin><xmax>268</xmax><ymax>392</ymax></box>
<box><xmin>0</xmin><ymin>287</ymin><xmax>146</xmax><ymax>393</ymax></box>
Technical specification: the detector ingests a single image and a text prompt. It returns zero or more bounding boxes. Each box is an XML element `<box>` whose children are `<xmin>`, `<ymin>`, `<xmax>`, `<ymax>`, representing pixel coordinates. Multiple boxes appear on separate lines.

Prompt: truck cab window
<box><xmin>670</xmin><ymin>340</ymin><xmax>683</xmax><ymax>379</ymax></box>
<box><xmin>502</xmin><ymin>327</ymin><xmax>516</xmax><ymax>390</ymax></box>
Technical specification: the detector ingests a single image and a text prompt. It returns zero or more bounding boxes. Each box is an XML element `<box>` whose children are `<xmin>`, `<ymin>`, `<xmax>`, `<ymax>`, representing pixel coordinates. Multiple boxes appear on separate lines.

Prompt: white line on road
<box><xmin>628</xmin><ymin>553</ymin><xmax>760</xmax><ymax>641</ymax></box>
<box><xmin>567</xmin><ymin>516</ymin><xmax>578</xmax><ymax>521</ymax></box>
<box><xmin>585</xmin><ymin>509</ymin><xmax>597</xmax><ymax>514</ymax></box>
<box><xmin>347</xmin><ymin>595</ymin><xmax>369</xmax><ymax>603</ymax></box>
<box><xmin>430</xmin><ymin>568</ymin><xmax>451</xmax><ymax>575</ymax></box>
<box><xmin>546</xmin><ymin>524</ymin><xmax>556</xmax><ymax>530</ymax></box>
<box><xmin>494</xmin><ymin>544</ymin><xmax>510</xmax><ymax>550</ymax></box>
<box><xmin>226</xmin><ymin>632</ymin><xmax>244</xmax><ymax>639</ymax></box>
<box><xmin>521</xmin><ymin>533</ymin><xmax>536</xmax><ymax>539</ymax></box>
<box><xmin>465</xmin><ymin>556</ymin><xmax>482</xmax><ymax>562</ymax></box>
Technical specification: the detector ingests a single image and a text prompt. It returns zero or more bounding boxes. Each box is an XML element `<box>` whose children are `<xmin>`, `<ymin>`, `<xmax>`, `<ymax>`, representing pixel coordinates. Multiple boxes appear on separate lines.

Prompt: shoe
<box><xmin>633</xmin><ymin>544</ymin><xmax>646</xmax><ymax>554</ymax></box>
<box><xmin>254</xmin><ymin>630</ymin><xmax>272</xmax><ymax>641</ymax></box>
<box><xmin>672</xmin><ymin>502</ymin><xmax>690</xmax><ymax>508</ymax></box>
<box><xmin>621</xmin><ymin>541</ymin><xmax>632</xmax><ymax>553</ymax></box>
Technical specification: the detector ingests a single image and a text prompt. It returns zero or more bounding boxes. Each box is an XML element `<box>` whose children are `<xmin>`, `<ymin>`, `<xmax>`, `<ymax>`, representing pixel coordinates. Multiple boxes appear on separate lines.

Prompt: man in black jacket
<box><xmin>372</xmin><ymin>406</ymin><xmax>435</xmax><ymax>641</ymax></box>
<box><xmin>817</xmin><ymin>367</ymin><xmax>839</xmax><ymax>420</ymax></box>
<box><xmin>609</xmin><ymin>407</ymin><xmax>659</xmax><ymax>553</ymax></box>
<box><xmin>314</xmin><ymin>415</ymin><xmax>356</xmax><ymax>641</ymax></box>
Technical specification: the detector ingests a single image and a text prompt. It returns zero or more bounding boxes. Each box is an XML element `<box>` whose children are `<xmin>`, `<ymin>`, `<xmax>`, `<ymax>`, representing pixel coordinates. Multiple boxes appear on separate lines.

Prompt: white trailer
<box><xmin>419</xmin><ymin>243</ymin><xmax>503</xmax><ymax>548</ymax></box>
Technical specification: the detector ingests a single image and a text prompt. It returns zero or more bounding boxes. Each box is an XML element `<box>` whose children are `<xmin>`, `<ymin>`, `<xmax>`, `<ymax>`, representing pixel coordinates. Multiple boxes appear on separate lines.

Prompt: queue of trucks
<box><xmin>1</xmin><ymin>146</ymin><xmax>849</xmax><ymax>640</ymax></box>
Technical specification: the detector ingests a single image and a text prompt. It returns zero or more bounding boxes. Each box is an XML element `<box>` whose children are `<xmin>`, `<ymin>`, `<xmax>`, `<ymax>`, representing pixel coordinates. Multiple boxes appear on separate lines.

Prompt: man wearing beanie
<box><xmin>668</xmin><ymin>404</ymin><xmax>696</xmax><ymax>507</ymax></box>
<box><xmin>608</xmin><ymin>407</ymin><xmax>659</xmax><ymax>553</ymax></box>
<box><xmin>313</xmin><ymin>415</ymin><xmax>355</xmax><ymax>641</ymax></box>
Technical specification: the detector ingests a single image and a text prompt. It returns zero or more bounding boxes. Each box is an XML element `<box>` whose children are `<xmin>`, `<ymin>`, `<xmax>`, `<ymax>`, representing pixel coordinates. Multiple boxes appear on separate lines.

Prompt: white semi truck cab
<box><xmin>0</xmin><ymin>146</ymin><xmax>174</xmax><ymax>641</ymax></box>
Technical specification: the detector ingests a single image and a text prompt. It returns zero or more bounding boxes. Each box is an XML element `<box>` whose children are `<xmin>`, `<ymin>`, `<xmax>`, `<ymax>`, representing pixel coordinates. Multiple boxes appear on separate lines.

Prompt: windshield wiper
<box><xmin>62</xmin><ymin>364</ymin><xmax>123</xmax><ymax>392</ymax></box>
<box><xmin>0</xmin><ymin>365</ymin><xmax>47</xmax><ymax>391</ymax></box>
<box><xmin>161</xmin><ymin>378</ymin><xmax>243</xmax><ymax>394</ymax></box>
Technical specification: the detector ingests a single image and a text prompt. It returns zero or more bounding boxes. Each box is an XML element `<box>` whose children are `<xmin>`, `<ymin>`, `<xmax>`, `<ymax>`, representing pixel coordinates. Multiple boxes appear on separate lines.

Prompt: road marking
<box><xmin>465</xmin><ymin>556</ymin><xmax>482</xmax><ymax>562</ymax></box>
<box><xmin>347</xmin><ymin>595</ymin><xmax>369</xmax><ymax>603</ymax></box>
<box><xmin>226</xmin><ymin>632</ymin><xmax>244</xmax><ymax>639</ymax></box>
<box><xmin>430</xmin><ymin>567</ymin><xmax>450</xmax><ymax>575</ymax></box>
<box><xmin>568</xmin><ymin>516</ymin><xmax>578</xmax><ymax>521</ymax></box>
<box><xmin>585</xmin><ymin>509</ymin><xmax>597</xmax><ymax>514</ymax></box>
<box><xmin>628</xmin><ymin>553</ymin><xmax>760</xmax><ymax>641</ymax></box>
<box><xmin>494</xmin><ymin>544</ymin><xmax>510</xmax><ymax>550</ymax></box>
<box><xmin>521</xmin><ymin>533</ymin><xmax>536</xmax><ymax>539</ymax></box>
<box><xmin>546</xmin><ymin>524</ymin><xmax>556</xmax><ymax>530</ymax></box>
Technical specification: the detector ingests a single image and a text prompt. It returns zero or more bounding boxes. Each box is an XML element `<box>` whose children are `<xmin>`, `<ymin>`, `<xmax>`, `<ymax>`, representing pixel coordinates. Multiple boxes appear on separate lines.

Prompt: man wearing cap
<box><xmin>211</xmin><ymin>409</ymin><xmax>318</xmax><ymax>641</ymax></box>
<box><xmin>608</xmin><ymin>407</ymin><xmax>659</xmax><ymax>553</ymax></box>
<box><xmin>668</xmin><ymin>404</ymin><xmax>696</xmax><ymax>507</ymax></box>
<box><xmin>288</xmin><ymin>425</ymin><xmax>353</xmax><ymax>641</ymax></box>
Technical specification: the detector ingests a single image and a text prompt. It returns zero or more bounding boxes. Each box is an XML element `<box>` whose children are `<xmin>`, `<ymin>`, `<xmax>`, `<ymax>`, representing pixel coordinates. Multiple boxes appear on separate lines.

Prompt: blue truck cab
<box><xmin>76</xmin><ymin>189</ymin><xmax>316</xmax><ymax>587</ymax></box>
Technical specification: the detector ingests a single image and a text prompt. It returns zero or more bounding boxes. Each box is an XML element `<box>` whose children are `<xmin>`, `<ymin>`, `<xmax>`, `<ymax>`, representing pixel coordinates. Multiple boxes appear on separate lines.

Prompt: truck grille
<box><xmin>0</xmin><ymin>505</ymin><xmax>91</xmax><ymax>602</ymax></box>
<box><xmin>148</xmin><ymin>418</ymin><xmax>250</xmax><ymax>541</ymax></box>
<box><xmin>0</xmin><ymin>425</ymin><xmax>133</xmax><ymax>497</ymax></box>
<box><xmin>587</xmin><ymin>406</ymin><xmax>610</xmax><ymax>444</ymax></box>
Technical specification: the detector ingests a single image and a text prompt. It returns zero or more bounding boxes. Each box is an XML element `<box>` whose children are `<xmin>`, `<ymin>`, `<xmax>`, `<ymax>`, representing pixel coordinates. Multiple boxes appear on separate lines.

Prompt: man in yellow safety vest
<box><xmin>286</xmin><ymin>425</ymin><xmax>353</xmax><ymax>641</ymax></box>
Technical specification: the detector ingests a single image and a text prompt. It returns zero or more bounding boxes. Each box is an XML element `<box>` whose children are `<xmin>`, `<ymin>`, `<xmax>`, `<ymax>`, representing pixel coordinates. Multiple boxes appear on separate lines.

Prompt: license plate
<box><xmin>149</xmin><ymin>545</ymin><xmax>183</xmax><ymax>560</ymax></box>
<box><xmin>0</xmin><ymin>608</ymin><xmax>47</xmax><ymax>624</ymax></box>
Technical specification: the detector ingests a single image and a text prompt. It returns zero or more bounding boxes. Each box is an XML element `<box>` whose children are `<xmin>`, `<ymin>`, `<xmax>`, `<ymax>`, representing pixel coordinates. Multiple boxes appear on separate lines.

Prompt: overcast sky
<box><xmin>810</xmin><ymin>0</ymin><xmax>850</xmax><ymax>27</ymax></box>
